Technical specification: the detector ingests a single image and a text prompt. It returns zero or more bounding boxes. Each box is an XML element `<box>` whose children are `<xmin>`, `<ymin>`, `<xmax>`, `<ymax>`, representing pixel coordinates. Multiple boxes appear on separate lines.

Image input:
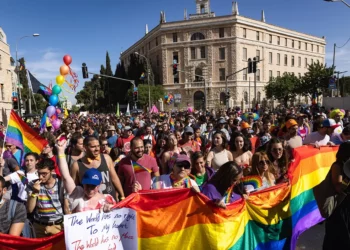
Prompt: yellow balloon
<box><xmin>56</xmin><ymin>75</ymin><xmax>65</xmax><ymax>85</ymax></box>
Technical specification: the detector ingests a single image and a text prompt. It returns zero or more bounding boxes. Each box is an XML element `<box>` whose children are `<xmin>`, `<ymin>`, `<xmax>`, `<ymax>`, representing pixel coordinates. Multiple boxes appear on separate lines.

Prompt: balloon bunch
<box><xmin>164</xmin><ymin>94</ymin><xmax>174</xmax><ymax>105</ymax></box>
<box><xmin>56</xmin><ymin>55</ymin><xmax>79</xmax><ymax>91</ymax></box>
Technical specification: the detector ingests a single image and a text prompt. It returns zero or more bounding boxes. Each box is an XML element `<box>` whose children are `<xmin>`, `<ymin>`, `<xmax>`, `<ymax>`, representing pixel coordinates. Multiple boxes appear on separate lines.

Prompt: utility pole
<box><xmin>248</xmin><ymin>77</ymin><xmax>251</xmax><ymax>109</ymax></box>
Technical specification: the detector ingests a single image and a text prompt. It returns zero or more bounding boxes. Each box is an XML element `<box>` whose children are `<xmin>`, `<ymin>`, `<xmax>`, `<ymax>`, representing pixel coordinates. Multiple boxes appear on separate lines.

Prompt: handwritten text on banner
<box><xmin>64</xmin><ymin>208</ymin><xmax>137</xmax><ymax>250</ymax></box>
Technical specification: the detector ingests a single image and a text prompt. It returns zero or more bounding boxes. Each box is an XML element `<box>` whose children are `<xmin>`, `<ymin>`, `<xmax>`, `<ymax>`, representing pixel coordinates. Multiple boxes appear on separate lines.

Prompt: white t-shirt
<box><xmin>9</xmin><ymin>170</ymin><xmax>38</xmax><ymax>201</ymax></box>
<box><xmin>303</xmin><ymin>132</ymin><xmax>330</xmax><ymax>146</ymax></box>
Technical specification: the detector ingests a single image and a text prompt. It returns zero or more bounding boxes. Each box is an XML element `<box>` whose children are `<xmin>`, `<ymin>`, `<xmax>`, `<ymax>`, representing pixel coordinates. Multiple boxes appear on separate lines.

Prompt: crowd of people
<box><xmin>0</xmin><ymin>104</ymin><xmax>349</xmax><ymax>247</ymax></box>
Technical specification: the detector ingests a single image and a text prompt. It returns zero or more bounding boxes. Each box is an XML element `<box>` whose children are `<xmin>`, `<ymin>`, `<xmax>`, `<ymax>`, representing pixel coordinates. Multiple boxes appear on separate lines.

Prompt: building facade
<box><xmin>120</xmin><ymin>0</ymin><xmax>326</xmax><ymax>110</ymax></box>
<box><xmin>0</xmin><ymin>27</ymin><xmax>16</xmax><ymax>125</ymax></box>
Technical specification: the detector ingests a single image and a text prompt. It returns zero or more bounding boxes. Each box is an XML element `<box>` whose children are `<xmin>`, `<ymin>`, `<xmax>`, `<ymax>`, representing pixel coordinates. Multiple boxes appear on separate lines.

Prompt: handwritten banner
<box><xmin>64</xmin><ymin>208</ymin><xmax>137</xmax><ymax>250</ymax></box>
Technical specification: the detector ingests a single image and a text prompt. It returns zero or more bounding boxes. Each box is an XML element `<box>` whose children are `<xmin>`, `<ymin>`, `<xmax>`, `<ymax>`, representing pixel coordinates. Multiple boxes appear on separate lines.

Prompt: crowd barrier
<box><xmin>0</xmin><ymin>146</ymin><xmax>338</xmax><ymax>250</ymax></box>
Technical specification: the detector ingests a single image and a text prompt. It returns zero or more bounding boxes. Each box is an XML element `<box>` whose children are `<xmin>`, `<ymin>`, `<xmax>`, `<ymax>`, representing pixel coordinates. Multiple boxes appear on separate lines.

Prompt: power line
<box><xmin>336</xmin><ymin>37</ymin><xmax>350</xmax><ymax>48</ymax></box>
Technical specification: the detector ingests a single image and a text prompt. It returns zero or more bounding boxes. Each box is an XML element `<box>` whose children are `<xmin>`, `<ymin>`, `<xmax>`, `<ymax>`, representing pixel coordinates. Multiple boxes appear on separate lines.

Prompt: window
<box><xmin>298</xmin><ymin>41</ymin><xmax>301</xmax><ymax>49</ymax></box>
<box><xmin>305</xmin><ymin>58</ymin><xmax>308</xmax><ymax>68</ymax></box>
<box><xmin>142</xmin><ymin>47</ymin><xmax>144</xmax><ymax>54</ymax></box>
<box><xmin>256</xmin><ymin>69</ymin><xmax>260</xmax><ymax>81</ymax></box>
<box><xmin>243</xmin><ymin>48</ymin><xmax>247</xmax><ymax>60</ymax></box>
<box><xmin>298</xmin><ymin>57</ymin><xmax>301</xmax><ymax>67</ymax></box>
<box><xmin>256</xmin><ymin>50</ymin><xmax>260</xmax><ymax>61</ymax></box>
<box><xmin>269</xmin><ymin>52</ymin><xmax>273</xmax><ymax>64</ymax></box>
<box><xmin>269</xmin><ymin>34</ymin><xmax>272</xmax><ymax>43</ymax></box>
<box><xmin>219</xmin><ymin>28</ymin><xmax>225</xmax><ymax>38</ymax></box>
<box><xmin>200</xmin><ymin>4</ymin><xmax>205</xmax><ymax>14</ymax></box>
<box><xmin>285</xmin><ymin>38</ymin><xmax>287</xmax><ymax>46</ymax></box>
<box><xmin>257</xmin><ymin>92</ymin><xmax>261</xmax><ymax>103</ymax></box>
<box><xmin>173</xmin><ymin>52</ymin><xmax>179</xmax><ymax>84</ymax></box>
<box><xmin>277</xmin><ymin>71</ymin><xmax>281</xmax><ymax>77</ymax></box>
<box><xmin>0</xmin><ymin>84</ymin><xmax>4</xmax><ymax>101</ymax></box>
<box><xmin>292</xmin><ymin>40</ymin><xmax>295</xmax><ymax>48</ymax></box>
<box><xmin>191</xmin><ymin>32</ymin><xmax>205</xmax><ymax>41</ymax></box>
<box><xmin>157</xmin><ymin>55</ymin><xmax>159</xmax><ymax>67</ymax></box>
<box><xmin>305</xmin><ymin>42</ymin><xmax>308</xmax><ymax>50</ymax></box>
<box><xmin>156</xmin><ymin>37</ymin><xmax>158</xmax><ymax>46</ymax></box>
<box><xmin>191</xmin><ymin>47</ymin><xmax>196</xmax><ymax>59</ymax></box>
<box><xmin>317</xmin><ymin>45</ymin><xmax>319</xmax><ymax>53</ymax></box>
<box><xmin>291</xmin><ymin>56</ymin><xmax>295</xmax><ymax>67</ymax></box>
<box><xmin>243</xmin><ymin>69</ymin><xmax>247</xmax><ymax>80</ymax></box>
<box><xmin>284</xmin><ymin>54</ymin><xmax>288</xmax><ymax>66</ymax></box>
<box><xmin>219</xmin><ymin>68</ymin><xmax>226</xmax><ymax>81</ymax></box>
<box><xmin>277</xmin><ymin>53</ymin><xmax>280</xmax><ymax>65</ymax></box>
<box><xmin>269</xmin><ymin>70</ymin><xmax>273</xmax><ymax>80</ymax></box>
<box><xmin>200</xmin><ymin>46</ymin><xmax>206</xmax><ymax>59</ymax></box>
<box><xmin>311</xmin><ymin>44</ymin><xmax>314</xmax><ymax>52</ymax></box>
<box><xmin>243</xmin><ymin>28</ymin><xmax>247</xmax><ymax>38</ymax></box>
<box><xmin>256</xmin><ymin>31</ymin><xmax>260</xmax><ymax>41</ymax></box>
<box><xmin>244</xmin><ymin>92</ymin><xmax>248</xmax><ymax>104</ymax></box>
<box><xmin>195</xmin><ymin>68</ymin><xmax>203</xmax><ymax>82</ymax></box>
<box><xmin>311</xmin><ymin>59</ymin><xmax>314</xmax><ymax>65</ymax></box>
<box><xmin>148</xmin><ymin>42</ymin><xmax>151</xmax><ymax>50</ymax></box>
<box><xmin>220</xmin><ymin>92</ymin><xmax>226</xmax><ymax>105</ymax></box>
<box><xmin>277</xmin><ymin>36</ymin><xmax>280</xmax><ymax>45</ymax></box>
<box><xmin>219</xmin><ymin>48</ymin><xmax>225</xmax><ymax>60</ymax></box>
<box><xmin>173</xmin><ymin>33</ymin><xmax>178</xmax><ymax>43</ymax></box>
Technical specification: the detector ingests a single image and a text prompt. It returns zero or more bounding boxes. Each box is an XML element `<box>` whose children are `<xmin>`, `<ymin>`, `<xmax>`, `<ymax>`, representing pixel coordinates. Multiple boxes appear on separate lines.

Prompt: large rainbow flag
<box><xmin>5</xmin><ymin>110</ymin><xmax>47</xmax><ymax>156</ymax></box>
<box><xmin>0</xmin><ymin>146</ymin><xmax>337</xmax><ymax>250</ymax></box>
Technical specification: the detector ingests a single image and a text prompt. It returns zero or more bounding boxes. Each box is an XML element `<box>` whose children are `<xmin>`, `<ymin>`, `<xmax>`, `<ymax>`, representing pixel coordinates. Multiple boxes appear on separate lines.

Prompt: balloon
<box><xmin>60</xmin><ymin>65</ymin><xmax>70</xmax><ymax>75</ymax></box>
<box><xmin>51</xmin><ymin>119</ymin><xmax>61</xmax><ymax>130</ymax></box>
<box><xmin>52</xmin><ymin>85</ymin><xmax>62</xmax><ymax>95</ymax></box>
<box><xmin>49</xmin><ymin>94</ymin><xmax>59</xmax><ymax>106</ymax></box>
<box><xmin>56</xmin><ymin>75</ymin><xmax>65</xmax><ymax>85</ymax></box>
<box><xmin>46</xmin><ymin>106</ymin><xmax>56</xmax><ymax>117</ymax></box>
<box><xmin>63</xmin><ymin>55</ymin><xmax>72</xmax><ymax>65</ymax></box>
<box><xmin>56</xmin><ymin>108</ymin><xmax>62</xmax><ymax>114</ymax></box>
<box><xmin>165</xmin><ymin>95</ymin><xmax>168</xmax><ymax>99</ymax></box>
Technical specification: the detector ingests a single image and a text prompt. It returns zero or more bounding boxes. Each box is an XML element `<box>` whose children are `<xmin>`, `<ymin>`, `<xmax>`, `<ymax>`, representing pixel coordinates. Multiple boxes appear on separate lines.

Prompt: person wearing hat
<box><xmin>178</xmin><ymin>126</ymin><xmax>200</xmax><ymax>156</ymax></box>
<box><xmin>150</xmin><ymin>154</ymin><xmax>199</xmax><ymax>192</ymax></box>
<box><xmin>240</xmin><ymin>122</ymin><xmax>253</xmax><ymax>139</ymax></box>
<box><xmin>285</xmin><ymin>119</ymin><xmax>302</xmax><ymax>149</ymax></box>
<box><xmin>106</xmin><ymin>125</ymin><xmax>118</xmax><ymax>148</ymax></box>
<box><xmin>116</xmin><ymin>126</ymin><xmax>135</xmax><ymax>154</ymax></box>
<box><xmin>215</xmin><ymin>118</ymin><xmax>231</xmax><ymax>141</ymax></box>
<box><xmin>303</xmin><ymin>119</ymin><xmax>339</xmax><ymax>146</ymax></box>
<box><xmin>330</xmin><ymin>109</ymin><xmax>344</xmax><ymax>135</ymax></box>
<box><xmin>296</xmin><ymin>114</ymin><xmax>310</xmax><ymax>141</ymax></box>
<box><xmin>331</xmin><ymin>125</ymin><xmax>350</xmax><ymax>145</ymax></box>
<box><xmin>56</xmin><ymin>140</ymin><xmax>116</xmax><ymax>213</ymax></box>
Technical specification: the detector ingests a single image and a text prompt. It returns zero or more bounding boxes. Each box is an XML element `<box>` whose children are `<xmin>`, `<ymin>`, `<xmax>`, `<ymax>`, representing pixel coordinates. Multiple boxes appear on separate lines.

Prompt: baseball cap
<box><xmin>285</xmin><ymin>119</ymin><xmax>298</xmax><ymax>129</ymax></box>
<box><xmin>321</xmin><ymin>119</ymin><xmax>340</xmax><ymax>129</ymax></box>
<box><xmin>241</xmin><ymin>122</ymin><xmax>251</xmax><ymax>129</ymax></box>
<box><xmin>124</xmin><ymin>126</ymin><xmax>132</xmax><ymax>131</ymax></box>
<box><xmin>175</xmin><ymin>154</ymin><xmax>191</xmax><ymax>164</ymax></box>
<box><xmin>218</xmin><ymin>118</ymin><xmax>227</xmax><ymax>124</ymax></box>
<box><xmin>82</xmin><ymin>168</ymin><xmax>102</xmax><ymax>186</ymax></box>
<box><xmin>107</xmin><ymin>125</ymin><xmax>116</xmax><ymax>131</ymax></box>
<box><xmin>184</xmin><ymin>126</ymin><xmax>194</xmax><ymax>134</ymax></box>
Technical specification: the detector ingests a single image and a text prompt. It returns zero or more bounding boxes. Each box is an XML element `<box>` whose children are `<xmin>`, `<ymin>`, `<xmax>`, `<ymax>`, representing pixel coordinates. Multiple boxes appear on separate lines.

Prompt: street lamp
<box><xmin>16</xmin><ymin>33</ymin><xmax>40</xmax><ymax>117</ymax></box>
<box><xmin>134</xmin><ymin>52</ymin><xmax>152</xmax><ymax>112</ymax></box>
<box><xmin>324</xmin><ymin>0</ymin><xmax>350</xmax><ymax>7</ymax></box>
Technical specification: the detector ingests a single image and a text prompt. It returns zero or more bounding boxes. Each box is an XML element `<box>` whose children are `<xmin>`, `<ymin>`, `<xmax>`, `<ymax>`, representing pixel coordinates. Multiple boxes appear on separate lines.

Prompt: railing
<box><xmin>185</xmin><ymin>81</ymin><xmax>205</xmax><ymax>89</ymax></box>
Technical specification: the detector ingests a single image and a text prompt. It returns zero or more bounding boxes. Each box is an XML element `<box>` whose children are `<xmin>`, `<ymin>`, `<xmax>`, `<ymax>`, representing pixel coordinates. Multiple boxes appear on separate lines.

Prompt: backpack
<box><xmin>8</xmin><ymin>200</ymin><xmax>36</xmax><ymax>238</ymax></box>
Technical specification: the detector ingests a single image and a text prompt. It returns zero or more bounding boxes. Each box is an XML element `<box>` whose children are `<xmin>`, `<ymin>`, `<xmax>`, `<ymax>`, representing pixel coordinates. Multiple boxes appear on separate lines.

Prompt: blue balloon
<box><xmin>165</xmin><ymin>95</ymin><xmax>168</xmax><ymax>99</ymax></box>
<box><xmin>49</xmin><ymin>94</ymin><xmax>59</xmax><ymax>106</ymax></box>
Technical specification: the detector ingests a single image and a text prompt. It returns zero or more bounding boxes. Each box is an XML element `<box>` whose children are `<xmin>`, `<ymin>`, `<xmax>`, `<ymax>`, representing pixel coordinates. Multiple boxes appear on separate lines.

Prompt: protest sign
<box><xmin>64</xmin><ymin>208</ymin><xmax>137</xmax><ymax>250</ymax></box>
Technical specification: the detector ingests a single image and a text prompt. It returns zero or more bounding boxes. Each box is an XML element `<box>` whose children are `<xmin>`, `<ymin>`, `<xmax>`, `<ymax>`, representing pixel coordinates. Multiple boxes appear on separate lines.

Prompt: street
<box><xmin>296</xmin><ymin>223</ymin><xmax>325</xmax><ymax>250</ymax></box>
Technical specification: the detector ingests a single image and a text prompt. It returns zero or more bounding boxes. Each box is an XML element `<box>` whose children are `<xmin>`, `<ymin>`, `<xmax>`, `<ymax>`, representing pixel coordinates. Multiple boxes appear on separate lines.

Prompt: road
<box><xmin>296</xmin><ymin>223</ymin><xmax>325</xmax><ymax>250</ymax></box>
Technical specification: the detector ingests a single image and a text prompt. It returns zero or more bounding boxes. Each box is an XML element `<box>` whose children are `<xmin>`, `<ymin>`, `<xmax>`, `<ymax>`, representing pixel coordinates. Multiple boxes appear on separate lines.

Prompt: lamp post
<box><xmin>324</xmin><ymin>0</ymin><xmax>350</xmax><ymax>7</ymax></box>
<box><xmin>15</xmin><ymin>33</ymin><xmax>40</xmax><ymax>117</ymax></box>
<box><xmin>134</xmin><ymin>52</ymin><xmax>151</xmax><ymax>112</ymax></box>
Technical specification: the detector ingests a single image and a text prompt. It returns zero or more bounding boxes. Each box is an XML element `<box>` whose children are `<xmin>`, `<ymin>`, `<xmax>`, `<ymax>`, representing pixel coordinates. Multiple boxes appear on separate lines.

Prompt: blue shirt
<box><xmin>107</xmin><ymin>135</ymin><xmax>118</xmax><ymax>148</ymax></box>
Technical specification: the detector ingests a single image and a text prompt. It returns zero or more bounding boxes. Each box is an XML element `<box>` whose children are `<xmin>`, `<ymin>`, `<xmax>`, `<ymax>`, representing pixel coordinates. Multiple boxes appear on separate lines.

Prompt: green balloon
<box><xmin>52</xmin><ymin>85</ymin><xmax>62</xmax><ymax>95</ymax></box>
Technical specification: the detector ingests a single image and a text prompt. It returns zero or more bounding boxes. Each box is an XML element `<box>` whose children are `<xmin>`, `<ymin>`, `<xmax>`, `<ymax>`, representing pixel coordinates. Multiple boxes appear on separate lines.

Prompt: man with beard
<box><xmin>27</xmin><ymin>159</ymin><xmax>64</xmax><ymax>238</ymax></box>
<box><xmin>178</xmin><ymin>126</ymin><xmax>200</xmax><ymax>156</ymax></box>
<box><xmin>71</xmin><ymin>136</ymin><xmax>125</xmax><ymax>201</ymax></box>
<box><xmin>83</xmin><ymin>122</ymin><xmax>99</xmax><ymax>139</ymax></box>
<box><xmin>116</xmin><ymin>126</ymin><xmax>134</xmax><ymax>154</ymax></box>
<box><xmin>304</xmin><ymin>119</ymin><xmax>339</xmax><ymax>146</ymax></box>
<box><xmin>0</xmin><ymin>176</ymin><xmax>26</xmax><ymax>236</ymax></box>
<box><xmin>285</xmin><ymin>119</ymin><xmax>302</xmax><ymax>149</ymax></box>
<box><xmin>118</xmin><ymin>137</ymin><xmax>159</xmax><ymax>196</ymax></box>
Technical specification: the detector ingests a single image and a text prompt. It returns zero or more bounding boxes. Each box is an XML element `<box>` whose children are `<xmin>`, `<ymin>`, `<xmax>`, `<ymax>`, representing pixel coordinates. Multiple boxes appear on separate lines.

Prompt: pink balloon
<box><xmin>56</xmin><ymin>108</ymin><xmax>62</xmax><ymax>114</ymax></box>
<box><xmin>51</xmin><ymin>119</ymin><xmax>61</xmax><ymax>130</ymax></box>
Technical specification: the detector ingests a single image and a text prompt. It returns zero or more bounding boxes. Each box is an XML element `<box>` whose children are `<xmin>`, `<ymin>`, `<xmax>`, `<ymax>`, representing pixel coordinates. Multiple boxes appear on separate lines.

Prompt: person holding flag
<box><xmin>118</xmin><ymin>137</ymin><xmax>159</xmax><ymax>197</ymax></box>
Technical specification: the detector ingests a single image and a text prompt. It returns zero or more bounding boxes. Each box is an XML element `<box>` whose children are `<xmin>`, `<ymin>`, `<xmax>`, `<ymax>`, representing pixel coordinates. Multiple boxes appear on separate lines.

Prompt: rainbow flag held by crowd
<box><xmin>0</xmin><ymin>146</ymin><xmax>337</xmax><ymax>250</ymax></box>
<box><xmin>5</xmin><ymin>110</ymin><xmax>48</xmax><ymax>156</ymax></box>
<box><xmin>132</xmin><ymin>161</ymin><xmax>152</xmax><ymax>174</ymax></box>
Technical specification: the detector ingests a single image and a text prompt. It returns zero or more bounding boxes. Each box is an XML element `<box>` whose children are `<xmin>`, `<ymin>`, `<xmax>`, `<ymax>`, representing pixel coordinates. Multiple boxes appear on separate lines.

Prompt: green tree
<box><xmin>127</xmin><ymin>84</ymin><xmax>165</xmax><ymax>108</ymax></box>
<box><xmin>71</xmin><ymin>105</ymin><xmax>80</xmax><ymax>113</ymax></box>
<box><xmin>297</xmin><ymin>61</ymin><xmax>334</xmax><ymax>99</ymax></box>
<box><xmin>339</xmin><ymin>76</ymin><xmax>350</xmax><ymax>97</ymax></box>
<box><xmin>265</xmin><ymin>73</ymin><xmax>300</xmax><ymax>106</ymax></box>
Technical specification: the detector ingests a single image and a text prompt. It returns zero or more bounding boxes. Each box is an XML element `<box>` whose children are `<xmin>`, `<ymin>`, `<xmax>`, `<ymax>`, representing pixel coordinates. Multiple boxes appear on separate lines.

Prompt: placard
<box><xmin>64</xmin><ymin>208</ymin><xmax>137</xmax><ymax>250</ymax></box>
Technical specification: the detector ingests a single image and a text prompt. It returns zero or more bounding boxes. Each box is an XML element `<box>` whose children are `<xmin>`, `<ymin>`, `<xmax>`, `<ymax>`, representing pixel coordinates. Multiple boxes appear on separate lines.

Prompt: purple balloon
<box><xmin>46</xmin><ymin>106</ymin><xmax>56</xmax><ymax>117</ymax></box>
<box><xmin>51</xmin><ymin>119</ymin><xmax>61</xmax><ymax>130</ymax></box>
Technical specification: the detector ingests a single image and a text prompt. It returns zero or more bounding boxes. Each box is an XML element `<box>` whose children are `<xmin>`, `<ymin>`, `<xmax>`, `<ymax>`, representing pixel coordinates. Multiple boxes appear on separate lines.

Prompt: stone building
<box><xmin>120</xmin><ymin>0</ymin><xmax>326</xmax><ymax>110</ymax></box>
<box><xmin>0</xmin><ymin>27</ymin><xmax>16</xmax><ymax>125</ymax></box>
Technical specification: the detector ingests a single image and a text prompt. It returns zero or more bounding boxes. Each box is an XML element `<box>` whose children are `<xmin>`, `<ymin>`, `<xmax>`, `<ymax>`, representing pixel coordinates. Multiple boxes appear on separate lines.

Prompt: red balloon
<box><xmin>63</xmin><ymin>55</ymin><xmax>72</xmax><ymax>66</ymax></box>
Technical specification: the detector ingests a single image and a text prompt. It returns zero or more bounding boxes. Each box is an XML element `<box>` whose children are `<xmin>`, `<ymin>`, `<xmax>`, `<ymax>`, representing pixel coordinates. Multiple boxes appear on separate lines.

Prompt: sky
<box><xmin>1</xmin><ymin>0</ymin><xmax>350</xmax><ymax>104</ymax></box>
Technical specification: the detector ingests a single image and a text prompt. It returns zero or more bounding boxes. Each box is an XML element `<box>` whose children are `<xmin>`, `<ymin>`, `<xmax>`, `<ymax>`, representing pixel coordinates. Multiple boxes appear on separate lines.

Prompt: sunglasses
<box><xmin>259</xmin><ymin>160</ymin><xmax>270</xmax><ymax>165</ymax></box>
<box><xmin>176</xmin><ymin>162</ymin><xmax>191</xmax><ymax>169</ymax></box>
<box><xmin>185</xmin><ymin>132</ymin><xmax>193</xmax><ymax>136</ymax></box>
<box><xmin>272</xmin><ymin>148</ymin><xmax>283</xmax><ymax>152</ymax></box>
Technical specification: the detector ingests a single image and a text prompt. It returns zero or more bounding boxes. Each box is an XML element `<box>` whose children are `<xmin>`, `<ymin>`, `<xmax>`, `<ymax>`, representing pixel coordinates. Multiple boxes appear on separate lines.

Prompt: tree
<box><xmin>75</xmin><ymin>75</ymin><xmax>104</xmax><ymax>112</ymax></box>
<box><xmin>127</xmin><ymin>84</ymin><xmax>165</xmax><ymax>108</ymax></box>
<box><xmin>71</xmin><ymin>105</ymin><xmax>80</xmax><ymax>113</ymax></box>
<box><xmin>339</xmin><ymin>76</ymin><xmax>350</xmax><ymax>97</ymax></box>
<box><xmin>265</xmin><ymin>73</ymin><xmax>300</xmax><ymax>106</ymax></box>
<box><xmin>297</xmin><ymin>61</ymin><xmax>334</xmax><ymax>99</ymax></box>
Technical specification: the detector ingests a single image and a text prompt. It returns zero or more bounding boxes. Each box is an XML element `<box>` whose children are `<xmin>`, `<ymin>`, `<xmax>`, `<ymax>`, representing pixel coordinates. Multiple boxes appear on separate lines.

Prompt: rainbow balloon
<box><xmin>241</xmin><ymin>175</ymin><xmax>263</xmax><ymax>190</ymax></box>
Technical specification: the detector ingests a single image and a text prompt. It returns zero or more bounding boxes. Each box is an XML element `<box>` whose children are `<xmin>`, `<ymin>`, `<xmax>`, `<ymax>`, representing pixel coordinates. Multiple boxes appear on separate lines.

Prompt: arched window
<box><xmin>257</xmin><ymin>92</ymin><xmax>261</xmax><ymax>103</ymax></box>
<box><xmin>244</xmin><ymin>92</ymin><xmax>248</xmax><ymax>104</ymax></box>
<box><xmin>200</xmin><ymin>4</ymin><xmax>205</xmax><ymax>14</ymax></box>
<box><xmin>220</xmin><ymin>92</ymin><xmax>226</xmax><ymax>105</ymax></box>
<box><xmin>194</xmin><ymin>68</ymin><xmax>203</xmax><ymax>82</ymax></box>
<box><xmin>191</xmin><ymin>32</ymin><xmax>205</xmax><ymax>41</ymax></box>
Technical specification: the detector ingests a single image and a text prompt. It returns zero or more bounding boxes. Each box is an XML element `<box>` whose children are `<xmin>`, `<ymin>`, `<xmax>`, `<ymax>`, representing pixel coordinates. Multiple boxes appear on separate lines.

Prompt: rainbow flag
<box><xmin>169</xmin><ymin>118</ymin><xmax>175</xmax><ymax>130</ymax></box>
<box><xmin>17</xmin><ymin>172</ymin><xmax>28</xmax><ymax>185</ymax></box>
<box><xmin>0</xmin><ymin>146</ymin><xmax>337</xmax><ymax>250</ymax></box>
<box><xmin>132</xmin><ymin>161</ymin><xmax>152</xmax><ymax>174</ymax></box>
<box><xmin>5</xmin><ymin>110</ymin><xmax>48</xmax><ymax>157</ymax></box>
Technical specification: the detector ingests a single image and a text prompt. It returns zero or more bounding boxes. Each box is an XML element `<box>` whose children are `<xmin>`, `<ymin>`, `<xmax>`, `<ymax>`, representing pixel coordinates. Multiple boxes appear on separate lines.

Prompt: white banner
<box><xmin>64</xmin><ymin>208</ymin><xmax>137</xmax><ymax>250</ymax></box>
